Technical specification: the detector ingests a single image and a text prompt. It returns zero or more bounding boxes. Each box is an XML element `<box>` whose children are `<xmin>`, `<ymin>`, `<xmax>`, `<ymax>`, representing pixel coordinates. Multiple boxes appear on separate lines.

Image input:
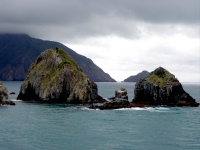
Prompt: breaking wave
<box><xmin>116</xmin><ymin>107</ymin><xmax>171</xmax><ymax>112</ymax></box>
<box><xmin>10</xmin><ymin>99</ymin><xmax>22</xmax><ymax>102</ymax></box>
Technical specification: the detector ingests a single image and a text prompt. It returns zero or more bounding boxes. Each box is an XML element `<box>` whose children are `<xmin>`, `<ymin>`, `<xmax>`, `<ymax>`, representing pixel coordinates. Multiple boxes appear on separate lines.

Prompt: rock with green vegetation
<box><xmin>0</xmin><ymin>82</ymin><xmax>15</xmax><ymax>105</ymax></box>
<box><xmin>133</xmin><ymin>67</ymin><xmax>199</xmax><ymax>106</ymax></box>
<box><xmin>17</xmin><ymin>48</ymin><xmax>102</xmax><ymax>104</ymax></box>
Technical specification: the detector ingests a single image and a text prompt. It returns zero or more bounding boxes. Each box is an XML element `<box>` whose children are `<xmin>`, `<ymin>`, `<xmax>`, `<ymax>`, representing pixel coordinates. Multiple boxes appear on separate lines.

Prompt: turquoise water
<box><xmin>0</xmin><ymin>81</ymin><xmax>200</xmax><ymax>150</ymax></box>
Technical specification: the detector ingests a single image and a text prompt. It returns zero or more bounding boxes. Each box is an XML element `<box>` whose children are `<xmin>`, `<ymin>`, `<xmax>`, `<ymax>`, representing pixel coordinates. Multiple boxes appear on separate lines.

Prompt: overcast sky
<box><xmin>0</xmin><ymin>0</ymin><xmax>199</xmax><ymax>82</ymax></box>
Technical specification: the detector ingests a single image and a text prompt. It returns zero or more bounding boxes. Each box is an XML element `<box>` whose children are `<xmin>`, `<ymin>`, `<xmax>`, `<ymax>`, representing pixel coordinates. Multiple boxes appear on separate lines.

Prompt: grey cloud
<box><xmin>0</xmin><ymin>0</ymin><xmax>199</xmax><ymax>41</ymax></box>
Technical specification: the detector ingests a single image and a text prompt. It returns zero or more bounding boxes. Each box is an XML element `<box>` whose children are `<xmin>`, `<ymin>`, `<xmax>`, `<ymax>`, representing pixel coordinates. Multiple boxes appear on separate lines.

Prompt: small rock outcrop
<box><xmin>0</xmin><ymin>82</ymin><xmax>15</xmax><ymax>105</ymax></box>
<box><xmin>17</xmin><ymin>48</ymin><xmax>102</xmax><ymax>104</ymax></box>
<box><xmin>115</xmin><ymin>88</ymin><xmax>129</xmax><ymax>103</ymax></box>
<box><xmin>133</xmin><ymin>67</ymin><xmax>199</xmax><ymax>107</ymax></box>
<box><xmin>90</xmin><ymin>88</ymin><xmax>129</xmax><ymax>109</ymax></box>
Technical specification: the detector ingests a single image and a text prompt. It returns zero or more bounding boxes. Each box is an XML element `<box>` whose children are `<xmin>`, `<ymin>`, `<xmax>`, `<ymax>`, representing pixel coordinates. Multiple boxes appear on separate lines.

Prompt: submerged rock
<box><xmin>0</xmin><ymin>82</ymin><xmax>15</xmax><ymax>105</ymax></box>
<box><xmin>133</xmin><ymin>67</ymin><xmax>199</xmax><ymax>107</ymax></box>
<box><xmin>17</xmin><ymin>48</ymin><xmax>102</xmax><ymax>104</ymax></box>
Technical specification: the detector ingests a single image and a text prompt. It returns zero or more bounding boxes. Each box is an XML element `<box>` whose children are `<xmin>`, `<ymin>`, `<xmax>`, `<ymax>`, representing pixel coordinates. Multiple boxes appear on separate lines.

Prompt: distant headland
<box><xmin>0</xmin><ymin>33</ymin><xmax>115</xmax><ymax>82</ymax></box>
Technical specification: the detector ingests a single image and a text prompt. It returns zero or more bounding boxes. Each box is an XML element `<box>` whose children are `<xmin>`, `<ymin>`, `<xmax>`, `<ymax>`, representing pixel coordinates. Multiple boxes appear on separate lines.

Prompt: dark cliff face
<box><xmin>124</xmin><ymin>70</ymin><xmax>149</xmax><ymax>82</ymax></box>
<box><xmin>133</xmin><ymin>67</ymin><xmax>199</xmax><ymax>106</ymax></box>
<box><xmin>0</xmin><ymin>34</ymin><xmax>115</xmax><ymax>82</ymax></box>
<box><xmin>17</xmin><ymin>48</ymin><xmax>102</xmax><ymax>104</ymax></box>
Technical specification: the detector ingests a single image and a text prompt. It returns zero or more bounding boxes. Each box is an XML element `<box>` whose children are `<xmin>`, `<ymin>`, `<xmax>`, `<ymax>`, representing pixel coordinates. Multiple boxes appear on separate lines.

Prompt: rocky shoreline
<box><xmin>89</xmin><ymin>101</ymin><xmax>199</xmax><ymax>110</ymax></box>
<box><xmin>0</xmin><ymin>100</ymin><xmax>15</xmax><ymax>105</ymax></box>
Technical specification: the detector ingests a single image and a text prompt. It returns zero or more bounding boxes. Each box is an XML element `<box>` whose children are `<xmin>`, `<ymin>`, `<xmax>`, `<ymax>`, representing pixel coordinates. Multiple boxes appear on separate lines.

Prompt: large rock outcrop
<box><xmin>0</xmin><ymin>82</ymin><xmax>15</xmax><ymax>105</ymax></box>
<box><xmin>133</xmin><ymin>67</ymin><xmax>199</xmax><ymax>107</ymax></box>
<box><xmin>17</xmin><ymin>48</ymin><xmax>102</xmax><ymax>104</ymax></box>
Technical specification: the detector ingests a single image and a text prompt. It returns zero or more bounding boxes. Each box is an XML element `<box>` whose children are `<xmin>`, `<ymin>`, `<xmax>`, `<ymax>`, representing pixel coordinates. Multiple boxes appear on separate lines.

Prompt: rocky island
<box><xmin>17</xmin><ymin>48</ymin><xmax>102</xmax><ymax>104</ymax></box>
<box><xmin>133</xmin><ymin>67</ymin><xmax>199</xmax><ymax>106</ymax></box>
<box><xmin>0</xmin><ymin>82</ymin><xmax>15</xmax><ymax>105</ymax></box>
<box><xmin>90</xmin><ymin>67</ymin><xmax>199</xmax><ymax>109</ymax></box>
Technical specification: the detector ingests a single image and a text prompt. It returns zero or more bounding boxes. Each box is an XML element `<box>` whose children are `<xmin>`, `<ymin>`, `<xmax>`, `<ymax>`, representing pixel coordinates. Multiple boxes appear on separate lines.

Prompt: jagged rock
<box><xmin>133</xmin><ymin>67</ymin><xmax>199</xmax><ymax>107</ymax></box>
<box><xmin>17</xmin><ymin>48</ymin><xmax>102</xmax><ymax>104</ymax></box>
<box><xmin>115</xmin><ymin>88</ymin><xmax>129</xmax><ymax>103</ymax></box>
<box><xmin>0</xmin><ymin>82</ymin><xmax>15</xmax><ymax>105</ymax></box>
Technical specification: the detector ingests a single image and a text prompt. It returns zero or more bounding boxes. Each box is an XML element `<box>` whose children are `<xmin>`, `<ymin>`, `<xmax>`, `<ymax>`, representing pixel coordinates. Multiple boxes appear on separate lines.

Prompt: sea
<box><xmin>0</xmin><ymin>81</ymin><xmax>200</xmax><ymax>150</ymax></box>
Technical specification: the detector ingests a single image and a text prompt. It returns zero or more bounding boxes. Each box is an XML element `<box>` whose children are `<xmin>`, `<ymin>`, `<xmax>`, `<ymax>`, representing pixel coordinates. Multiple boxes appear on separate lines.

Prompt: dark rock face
<box><xmin>133</xmin><ymin>67</ymin><xmax>199</xmax><ymax>107</ymax></box>
<box><xmin>0</xmin><ymin>82</ymin><xmax>15</xmax><ymax>105</ymax></box>
<box><xmin>17</xmin><ymin>48</ymin><xmax>102</xmax><ymax>104</ymax></box>
<box><xmin>124</xmin><ymin>70</ymin><xmax>149</xmax><ymax>82</ymax></box>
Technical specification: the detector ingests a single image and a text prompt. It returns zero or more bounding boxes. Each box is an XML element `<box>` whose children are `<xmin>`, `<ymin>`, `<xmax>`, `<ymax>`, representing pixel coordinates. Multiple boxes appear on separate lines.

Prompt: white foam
<box><xmin>80</xmin><ymin>107</ymin><xmax>100</xmax><ymax>111</ymax></box>
<box><xmin>10</xmin><ymin>99</ymin><xmax>22</xmax><ymax>102</ymax></box>
<box><xmin>116</xmin><ymin>107</ymin><xmax>170</xmax><ymax>112</ymax></box>
<box><xmin>82</xmin><ymin>106</ymin><xmax>171</xmax><ymax>112</ymax></box>
<box><xmin>116</xmin><ymin>107</ymin><xmax>147</xmax><ymax>111</ymax></box>
<box><xmin>145</xmin><ymin>107</ymin><xmax>170</xmax><ymax>112</ymax></box>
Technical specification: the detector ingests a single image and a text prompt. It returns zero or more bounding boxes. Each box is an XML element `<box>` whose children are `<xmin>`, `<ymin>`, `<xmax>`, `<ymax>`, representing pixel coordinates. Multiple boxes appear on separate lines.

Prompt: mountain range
<box><xmin>0</xmin><ymin>34</ymin><xmax>115</xmax><ymax>82</ymax></box>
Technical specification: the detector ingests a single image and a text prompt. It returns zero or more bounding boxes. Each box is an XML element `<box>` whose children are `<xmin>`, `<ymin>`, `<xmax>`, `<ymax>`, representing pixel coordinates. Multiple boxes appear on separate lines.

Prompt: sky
<box><xmin>0</xmin><ymin>0</ymin><xmax>199</xmax><ymax>82</ymax></box>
